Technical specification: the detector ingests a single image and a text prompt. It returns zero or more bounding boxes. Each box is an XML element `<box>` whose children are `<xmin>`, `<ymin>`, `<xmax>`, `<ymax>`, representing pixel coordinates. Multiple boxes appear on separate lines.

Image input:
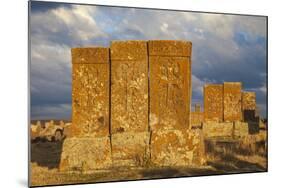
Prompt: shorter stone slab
<box><xmin>204</xmin><ymin>84</ymin><xmax>223</xmax><ymax>122</ymax></box>
<box><xmin>150</xmin><ymin>129</ymin><xmax>205</xmax><ymax>166</ymax></box>
<box><xmin>202</xmin><ymin>122</ymin><xmax>234</xmax><ymax>138</ymax></box>
<box><xmin>234</xmin><ymin>121</ymin><xmax>249</xmax><ymax>138</ymax></box>
<box><xmin>191</xmin><ymin>112</ymin><xmax>203</xmax><ymax>128</ymax></box>
<box><xmin>111</xmin><ymin>132</ymin><xmax>150</xmax><ymax>167</ymax></box>
<box><xmin>59</xmin><ymin>137</ymin><xmax>111</xmax><ymax>172</ymax></box>
<box><xmin>223</xmin><ymin>82</ymin><xmax>242</xmax><ymax>122</ymax></box>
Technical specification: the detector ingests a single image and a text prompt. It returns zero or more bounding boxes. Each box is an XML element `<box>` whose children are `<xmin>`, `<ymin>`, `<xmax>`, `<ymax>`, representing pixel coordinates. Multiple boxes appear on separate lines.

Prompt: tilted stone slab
<box><xmin>150</xmin><ymin>129</ymin><xmax>205</xmax><ymax>166</ymax></box>
<box><xmin>71</xmin><ymin>48</ymin><xmax>110</xmax><ymax>137</ymax></box>
<box><xmin>204</xmin><ymin>84</ymin><xmax>223</xmax><ymax>122</ymax></box>
<box><xmin>149</xmin><ymin>40</ymin><xmax>192</xmax><ymax>130</ymax></box>
<box><xmin>59</xmin><ymin>137</ymin><xmax>112</xmax><ymax>172</ymax></box>
<box><xmin>111</xmin><ymin>131</ymin><xmax>150</xmax><ymax>167</ymax></box>
<box><xmin>110</xmin><ymin>41</ymin><xmax>149</xmax><ymax>134</ymax></box>
<box><xmin>223</xmin><ymin>82</ymin><xmax>242</xmax><ymax>122</ymax></box>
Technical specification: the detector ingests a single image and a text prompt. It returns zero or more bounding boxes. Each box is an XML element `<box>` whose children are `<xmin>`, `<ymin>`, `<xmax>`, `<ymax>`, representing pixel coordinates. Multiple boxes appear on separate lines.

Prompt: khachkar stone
<box><xmin>110</xmin><ymin>41</ymin><xmax>148</xmax><ymax>133</ymax></box>
<box><xmin>148</xmin><ymin>40</ymin><xmax>205</xmax><ymax>166</ymax></box>
<box><xmin>223</xmin><ymin>82</ymin><xmax>242</xmax><ymax>122</ymax></box>
<box><xmin>110</xmin><ymin>41</ymin><xmax>149</xmax><ymax>166</ymax></box>
<box><xmin>149</xmin><ymin>40</ymin><xmax>192</xmax><ymax>131</ymax></box>
<box><xmin>204</xmin><ymin>84</ymin><xmax>223</xmax><ymax>122</ymax></box>
<box><xmin>60</xmin><ymin>48</ymin><xmax>111</xmax><ymax>171</ymax></box>
<box><xmin>70</xmin><ymin>48</ymin><xmax>110</xmax><ymax>137</ymax></box>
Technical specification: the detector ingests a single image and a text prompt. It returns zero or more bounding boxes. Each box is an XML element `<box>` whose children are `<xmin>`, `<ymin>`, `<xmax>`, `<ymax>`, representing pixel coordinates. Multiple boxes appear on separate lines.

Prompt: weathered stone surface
<box><xmin>150</xmin><ymin>129</ymin><xmax>205</xmax><ymax>166</ymax></box>
<box><xmin>110</xmin><ymin>41</ymin><xmax>149</xmax><ymax>134</ymax></box>
<box><xmin>223</xmin><ymin>82</ymin><xmax>242</xmax><ymax>122</ymax></box>
<box><xmin>149</xmin><ymin>40</ymin><xmax>192</xmax><ymax>130</ymax></box>
<box><xmin>191</xmin><ymin>112</ymin><xmax>203</xmax><ymax>128</ymax></box>
<box><xmin>71</xmin><ymin>48</ymin><xmax>110</xmax><ymax>137</ymax></box>
<box><xmin>242</xmin><ymin>92</ymin><xmax>256</xmax><ymax>122</ymax></box>
<box><xmin>234</xmin><ymin>121</ymin><xmax>249</xmax><ymax>138</ymax></box>
<box><xmin>202</xmin><ymin>122</ymin><xmax>234</xmax><ymax>138</ymax></box>
<box><xmin>111</xmin><ymin>132</ymin><xmax>150</xmax><ymax>167</ymax></box>
<box><xmin>242</xmin><ymin>92</ymin><xmax>256</xmax><ymax>110</ymax></box>
<box><xmin>59</xmin><ymin>137</ymin><xmax>112</xmax><ymax>171</ymax></box>
<box><xmin>148</xmin><ymin>40</ymin><xmax>192</xmax><ymax>57</ymax></box>
<box><xmin>204</xmin><ymin>84</ymin><xmax>223</xmax><ymax>122</ymax></box>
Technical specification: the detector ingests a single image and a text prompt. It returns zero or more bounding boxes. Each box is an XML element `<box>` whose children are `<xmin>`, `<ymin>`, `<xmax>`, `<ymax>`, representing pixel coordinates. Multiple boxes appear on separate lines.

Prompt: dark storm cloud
<box><xmin>30</xmin><ymin>1</ymin><xmax>71</xmax><ymax>13</ymax></box>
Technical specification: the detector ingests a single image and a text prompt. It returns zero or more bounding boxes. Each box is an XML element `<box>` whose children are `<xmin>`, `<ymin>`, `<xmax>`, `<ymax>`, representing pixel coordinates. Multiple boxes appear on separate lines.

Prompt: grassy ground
<box><xmin>30</xmin><ymin>134</ymin><xmax>267</xmax><ymax>187</ymax></box>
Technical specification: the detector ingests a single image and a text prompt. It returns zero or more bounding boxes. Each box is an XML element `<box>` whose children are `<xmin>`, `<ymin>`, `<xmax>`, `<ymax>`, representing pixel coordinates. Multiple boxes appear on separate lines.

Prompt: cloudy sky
<box><xmin>30</xmin><ymin>1</ymin><xmax>267</xmax><ymax>120</ymax></box>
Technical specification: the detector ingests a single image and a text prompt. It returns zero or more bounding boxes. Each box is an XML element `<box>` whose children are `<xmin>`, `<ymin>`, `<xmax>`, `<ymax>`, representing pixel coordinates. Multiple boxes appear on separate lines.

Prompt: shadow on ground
<box><xmin>31</xmin><ymin>140</ymin><xmax>64</xmax><ymax>169</ymax></box>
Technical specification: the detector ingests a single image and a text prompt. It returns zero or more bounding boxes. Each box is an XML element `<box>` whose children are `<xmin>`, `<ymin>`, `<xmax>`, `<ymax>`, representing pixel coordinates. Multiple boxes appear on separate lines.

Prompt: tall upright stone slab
<box><xmin>204</xmin><ymin>84</ymin><xmax>223</xmax><ymax>122</ymax></box>
<box><xmin>60</xmin><ymin>48</ymin><xmax>111</xmax><ymax>171</ymax></box>
<box><xmin>110</xmin><ymin>41</ymin><xmax>148</xmax><ymax>133</ymax></box>
<box><xmin>71</xmin><ymin>48</ymin><xmax>110</xmax><ymax>137</ymax></box>
<box><xmin>148</xmin><ymin>40</ymin><xmax>203</xmax><ymax>167</ymax></box>
<box><xmin>149</xmin><ymin>40</ymin><xmax>192</xmax><ymax>131</ymax></box>
<box><xmin>223</xmin><ymin>82</ymin><xmax>242</xmax><ymax>122</ymax></box>
<box><xmin>110</xmin><ymin>41</ymin><xmax>149</xmax><ymax>166</ymax></box>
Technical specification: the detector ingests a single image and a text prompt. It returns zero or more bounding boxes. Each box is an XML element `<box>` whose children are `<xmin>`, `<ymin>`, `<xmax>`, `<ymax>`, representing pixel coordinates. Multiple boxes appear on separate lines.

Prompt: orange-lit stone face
<box><xmin>110</xmin><ymin>41</ymin><xmax>149</xmax><ymax>133</ymax></box>
<box><xmin>204</xmin><ymin>84</ymin><xmax>223</xmax><ymax>122</ymax></box>
<box><xmin>150</xmin><ymin>129</ymin><xmax>205</xmax><ymax>166</ymax></box>
<box><xmin>71</xmin><ymin>48</ymin><xmax>110</xmax><ymax>137</ymax></box>
<box><xmin>149</xmin><ymin>40</ymin><xmax>192</xmax><ymax>130</ymax></box>
<box><xmin>223</xmin><ymin>82</ymin><xmax>242</xmax><ymax>122</ymax></box>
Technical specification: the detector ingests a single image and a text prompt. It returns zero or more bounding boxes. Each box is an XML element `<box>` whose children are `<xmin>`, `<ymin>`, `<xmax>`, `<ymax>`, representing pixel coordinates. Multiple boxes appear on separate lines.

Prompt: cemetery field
<box><xmin>30</xmin><ymin>134</ymin><xmax>267</xmax><ymax>187</ymax></box>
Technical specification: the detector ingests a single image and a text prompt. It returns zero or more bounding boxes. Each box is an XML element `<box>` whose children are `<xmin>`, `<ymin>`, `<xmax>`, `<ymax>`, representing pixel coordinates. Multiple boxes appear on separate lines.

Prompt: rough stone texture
<box><xmin>191</xmin><ymin>112</ymin><xmax>203</xmax><ymax>128</ymax></box>
<box><xmin>202</xmin><ymin>122</ymin><xmax>234</xmax><ymax>138</ymax></box>
<box><xmin>223</xmin><ymin>82</ymin><xmax>242</xmax><ymax>122</ymax></box>
<box><xmin>71</xmin><ymin>48</ymin><xmax>110</xmax><ymax>137</ymax></box>
<box><xmin>204</xmin><ymin>84</ymin><xmax>223</xmax><ymax>122</ymax></box>
<box><xmin>59</xmin><ymin>137</ymin><xmax>112</xmax><ymax>171</ymax></box>
<box><xmin>149</xmin><ymin>40</ymin><xmax>192</xmax><ymax>130</ymax></box>
<box><xmin>150</xmin><ymin>129</ymin><xmax>205</xmax><ymax>166</ymax></box>
<box><xmin>234</xmin><ymin>121</ymin><xmax>249</xmax><ymax>138</ymax></box>
<box><xmin>110</xmin><ymin>41</ymin><xmax>148</xmax><ymax>133</ymax></box>
<box><xmin>242</xmin><ymin>92</ymin><xmax>257</xmax><ymax>122</ymax></box>
<box><xmin>111</xmin><ymin>132</ymin><xmax>150</xmax><ymax>167</ymax></box>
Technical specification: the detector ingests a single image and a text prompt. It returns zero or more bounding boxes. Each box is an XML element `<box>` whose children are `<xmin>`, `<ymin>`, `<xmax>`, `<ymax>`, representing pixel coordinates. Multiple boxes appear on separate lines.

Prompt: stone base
<box><xmin>202</xmin><ymin>122</ymin><xmax>233</xmax><ymax>138</ymax></box>
<box><xmin>111</xmin><ymin>131</ymin><xmax>150</xmax><ymax>167</ymax></box>
<box><xmin>234</xmin><ymin>121</ymin><xmax>249</xmax><ymax>137</ymax></box>
<box><xmin>150</xmin><ymin>129</ymin><xmax>205</xmax><ymax>166</ymax></box>
<box><xmin>59</xmin><ymin>136</ymin><xmax>111</xmax><ymax>172</ymax></box>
